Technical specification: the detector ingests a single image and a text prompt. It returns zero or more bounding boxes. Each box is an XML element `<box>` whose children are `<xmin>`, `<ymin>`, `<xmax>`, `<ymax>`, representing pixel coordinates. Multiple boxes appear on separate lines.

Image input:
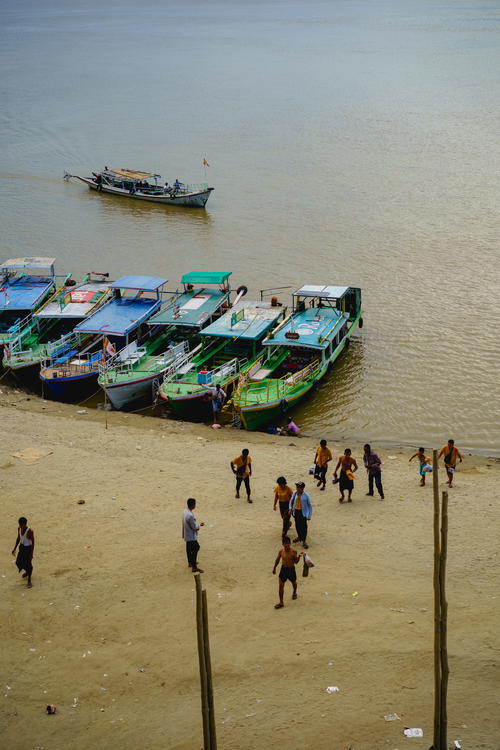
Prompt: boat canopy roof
<box><xmin>109</xmin><ymin>276</ymin><xmax>167</xmax><ymax>291</ymax></box>
<box><xmin>74</xmin><ymin>296</ymin><xmax>161</xmax><ymax>337</ymax></box>
<box><xmin>180</xmin><ymin>271</ymin><xmax>231</xmax><ymax>285</ymax></box>
<box><xmin>265</xmin><ymin>307</ymin><xmax>349</xmax><ymax>351</ymax></box>
<box><xmin>1</xmin><ymin>257</ymin><xmax>56</xmax><ymax>272</ymax></box>
<box><xmin>201</xmin><ymin>301</ymin><xmax>283</xmax><ymax>341</ymax></box>
<box><xmin>149</xmin><ymin>287</ymin><xmax>229</xmax><ymax>329</ymax></box>
<box><xmin>35</xmin><ymin>281</ymin><xmax>110</xmax><ymax>319</ymax></box>
<box><xmin>0</xmin><ymin>275</ymin><xmax>56</xmax><ymax>312</ymax></box>
<box><xmin>294</xmin><ymin>284</ymin><xmax>350</xmax><ymax>300</ymax></box>
<box><xmin>104</xmin><ymin>169</ymin><xmax>160</xmax><ymax>180</ymax></box>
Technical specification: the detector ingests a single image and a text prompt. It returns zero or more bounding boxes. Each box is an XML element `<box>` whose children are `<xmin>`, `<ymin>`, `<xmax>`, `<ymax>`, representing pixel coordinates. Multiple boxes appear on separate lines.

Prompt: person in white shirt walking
<box><xmin>12</xmin><ymin>516</ymin><xmax>35</xmax><ymax>588</ymax></box>
<box><xmin>182</xmin><ymin>498</ymin><xmax>204</xmax><ymax>573</ymax></box>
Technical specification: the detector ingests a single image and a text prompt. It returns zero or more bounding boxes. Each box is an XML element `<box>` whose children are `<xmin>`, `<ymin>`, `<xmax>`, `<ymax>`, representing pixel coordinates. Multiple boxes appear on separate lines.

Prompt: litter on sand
<box><xmin>384</xmin><ymin>713</ymin><xmax>401</xmax><ymax>721</ymax></box>
<box><xmin>326</xmin><ymin>686</ymin><xmax>340</xmax><ymax>693</ymax></box>
<box><xmin>76</xmin><ymin>409</ymin><xmax>88</xmax><ymax>414</ymax></box>
<box><xmin>403</xmin><ymin>728</ymin><xmax>423</xmax><ymax>737</ymax></box>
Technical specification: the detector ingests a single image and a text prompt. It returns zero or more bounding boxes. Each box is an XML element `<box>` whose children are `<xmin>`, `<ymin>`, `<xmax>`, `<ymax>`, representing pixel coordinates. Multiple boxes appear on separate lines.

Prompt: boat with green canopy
<box><xmin>98</xmin><ymin>271</ymin><xmax>235</xmax><ymax>410</ymax></box>
<box><xmin>158</xmin><ymin>299</ymin><xmax>286</xmax><ymax>421</ymax></box>
<box><xmin>232</xmin><ymin>284</ymin><xmax>363</xmax><ymax>430</ymax></box>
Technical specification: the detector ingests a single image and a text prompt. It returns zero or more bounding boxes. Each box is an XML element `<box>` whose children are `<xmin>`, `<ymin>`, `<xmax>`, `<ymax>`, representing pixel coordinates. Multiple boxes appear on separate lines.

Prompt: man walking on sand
<box><xmin>363</xmin><ymin>444</ymin><xmax>384</xmax><ymax>499</ymax></box>
<box><xmin>314</xmin><ymin>439</ymin><xmax>333</xmax><ymax>490</ymax></box>
<box><xmin>182</xmin><ymin>498</ymin><xmax>205</xmax><ymax>573</ymax></box>
<box><xmin>333</xmin><ymin>448</ymin><xmax>358</xmax><ymax>503</ymax></box>
<box><xmin>272</xmin><ymin>536</ymin><xmax>303</xmax><ymax>609</ymax></box>
<box><xmin>438</xmin><ymin>439</ymin><xmax>462</xmax><ymax>488</ymax></box>
<box><xmin>12</xmin><ymin>516</ymin><xmax>34</xmax><ymax>588</ymax></box>
<box><xmin>290</xmin><ymin>481</ymin><xmax>312</xmax><ymax>549</ymax></box>
<box><xmin>230</xmin><ymin>448</ymin><xmax>252</xmax><ymax>502</ymax></box>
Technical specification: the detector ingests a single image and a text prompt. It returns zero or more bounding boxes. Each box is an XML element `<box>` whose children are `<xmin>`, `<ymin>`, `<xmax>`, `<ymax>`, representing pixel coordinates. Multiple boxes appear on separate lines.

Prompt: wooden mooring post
<box><xmin>195</xmin><ymin>575</ymin><xmax>217</xmax><ymax>750</ymax></box>
<box><xmin>430</xmin><ymin>449</ymin><xmax>449</xmax><ymax>750</ymax></box>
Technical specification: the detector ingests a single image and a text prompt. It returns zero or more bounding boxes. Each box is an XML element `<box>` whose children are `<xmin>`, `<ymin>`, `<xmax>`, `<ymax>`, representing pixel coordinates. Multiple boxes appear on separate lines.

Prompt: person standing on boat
<box><xmin>12</xmin><ymin>517</ymin><xmax>34</xmax><ymax>588</ymax></box>
<box><xmin>290</xmin><ymin>481</ymin><xmax>312</xmax><ymax>549</ymax></box>
<box><xmin>273</xmin><ymin>476</ymin><xmax>293</xmax><ymax>540</ymax></box>
<box><xmin>333</xmin><ymin>448</ymin><xmax>358</xmax><ymax>503</ymax></box>
<box><xmin>182</xmin><ymin>498</ymin><xmax>204</xmax><ymax>573</ymax></box>
<box><xmin>438</xmin><ymin>439</ymin><xmax>462</xmax><ymax>488</ymax></box>
<box><xmin>210</xmin><ymin>383</ymin><xmax>226</xmax><ymax>424</ymax></box>
<box><xmin>230</xmin><ymin>449</ymin><xmax>252</xmax><ymax>503</ymax></box>
<box><xmin>363</xmin><ymin>444</ymin><xmax>384</xmax><ymax>500</ymax></box>
<box><xmin>314</xmin><ymin>439</ymin><xmax>333</xmax><ymax>490</ymax></box>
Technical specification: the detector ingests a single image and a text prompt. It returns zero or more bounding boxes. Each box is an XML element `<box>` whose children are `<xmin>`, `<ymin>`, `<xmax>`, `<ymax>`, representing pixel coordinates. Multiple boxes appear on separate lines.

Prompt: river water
<box><xmin>1</xmin><ymin>0</ymin><xmax>498</xmax><ymax>453</ymax></box>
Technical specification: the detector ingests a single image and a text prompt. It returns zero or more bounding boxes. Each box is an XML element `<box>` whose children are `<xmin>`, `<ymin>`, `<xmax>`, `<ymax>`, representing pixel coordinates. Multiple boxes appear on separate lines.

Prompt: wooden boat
<box><xmin>158</xmin><ymin>300</ymin><xmax>287</xmax><ymax>421</ymax></box>
<box><xmin>98</xmin><ymin>271</ymin><xmax>235</xmax><ymax>410</ymax></box>
<box><xmin>64</xmin><ymin>168</ymin><xmax>213</xmax><ymax>207</ymax></box>
<box><xmin>0</xmin><ymin>257</ymin><xmax>65</xmax><ymax>370</ymax></box>
<box><xmin>232</xmin><ymin>285</ymin><xmax>363</xmax><ymax>430</ymax></box>
<box><xmin>39</xmin><ymin>275</ymin><xmax>167</xmax><ymax>401</ymax></box>
<box><xmin>4</xmin><ymin>274</ymin><xmax>111</xmax><ymax>391</ymax></box>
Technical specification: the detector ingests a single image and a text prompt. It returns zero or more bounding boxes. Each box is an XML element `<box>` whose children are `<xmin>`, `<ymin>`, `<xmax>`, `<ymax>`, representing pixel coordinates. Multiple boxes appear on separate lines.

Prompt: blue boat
<box><xmin>40</xmin><ymin>275</ymin><xmax>167</xmax><ymax>401</ymax></box>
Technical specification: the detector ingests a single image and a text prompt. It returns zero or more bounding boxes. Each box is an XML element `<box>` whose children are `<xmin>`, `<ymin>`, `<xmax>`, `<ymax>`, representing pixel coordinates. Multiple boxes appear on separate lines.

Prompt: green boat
<box><xmin>98</xmin><ymin>271</ymin><xmax>234</xmax><ymax>410</ymax></box>
<box><xmin>232</xmin><ymin>284</ymin><xmax>363</xmax><ymax>430</ymax></box>
<box><xmin>158</xmin><ymin>300</ymin><xmax>287</xmax><ymax>421</ymax></box>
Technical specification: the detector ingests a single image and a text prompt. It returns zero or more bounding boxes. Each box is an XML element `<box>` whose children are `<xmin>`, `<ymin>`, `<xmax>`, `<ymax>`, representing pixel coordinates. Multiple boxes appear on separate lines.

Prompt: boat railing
<box><xmin>41</xmin><ymin>348</ymin><xmax>102</xmax><ymax>377</ymax></box>
<box><xmin>235</xmin><ymin>359</ymin><xmax>321</xmax><ymax>405</ymax></box>
<box><xmin>4</xmin><ymin>345</ymin><xmax>39</xmax><ymax>367</ymax></box>
<box><xmin>100</xmin><ymin>340</ymin><xmax>191</xmax><ymax>382</ymax></box>
<box><xmin>45</xmin><ymin>330</ymin><xmax>80</xmax><ymax>359</ymax></box>
<box><xmin>210</xmin><ymin>357</ymin><xmax>244</xmax><ymax>384</ymax></box>
<box><xmin>172</xmin><ymin>183</ymin><xmax>210</xmax><ymax>194</ymax></box>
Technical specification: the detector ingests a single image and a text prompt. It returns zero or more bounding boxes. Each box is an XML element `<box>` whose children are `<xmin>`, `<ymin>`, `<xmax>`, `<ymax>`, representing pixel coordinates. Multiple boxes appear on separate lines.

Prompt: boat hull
<box><xmin>102</xmin><ymin>372</ymin><xmax>160</xmax><ymax>410</ymax></box>
<box><xmin>161</xmin><ymin>390</ymin><xmax>215</xmax><ymax>421</ymax></box>
<box><xmin>8</xmin><ymin>362</ymin><xmax>43</xmax><ymax>393</ymax></box>
<box><xmin>82</xmin><ymin>179</ymin><xmax>213</xmax><ymax>207</ymax></box>
<box><xmin>238</xmin><ymin>380</ymin><xmax>315</xmax><ymax>431</ymax></box>
<box><xmin>40</xmin><ymin>370</ymin><xmax>99</xmax><ymax>402</ymax></box>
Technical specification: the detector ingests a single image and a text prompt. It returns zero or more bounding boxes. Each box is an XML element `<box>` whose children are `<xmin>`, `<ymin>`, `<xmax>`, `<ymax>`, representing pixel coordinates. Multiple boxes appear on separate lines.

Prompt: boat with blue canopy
<box><xmin>98</xmin><ymin>271</ymin><xmax>235</xmax><ymax>410</ymax></box>
<box><xmin>231</xmin><ymin>284</ymin><xmax>363</xmax><ymax>430</ymax></box>
<box><xmin>4</xmin><ymin>273</ymin><xmax>111</xmax><ymax>389</ymax></box>
<box><xmin>158</xmin><ymin>299</ymin><xmax>286</xmax><ymax>421</ymax></box>
<box><xmin>39</xmin><ymin>275</ymin><xmax>167</xmax><ymax>401</ymax></box>
<box><xmin>64</xmin><ymin>168</ymin><xmax>213</xmax><ymax>208</ymax></box>
<box><xmin>0</xmin><ymin>257</ymin><xmax>67</xmax><ymax>366</ymax></box>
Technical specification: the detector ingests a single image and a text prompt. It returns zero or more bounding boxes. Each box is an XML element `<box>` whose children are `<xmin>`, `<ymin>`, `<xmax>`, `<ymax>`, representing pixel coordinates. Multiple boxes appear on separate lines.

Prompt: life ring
<box><xmin>280</xmin><ymin>398</ymin><xmax>289</xmax><ymax>413</ymax></box>
<box><xmin>359</xmin><ymin>317</ymin><xmax>363</xmax><ymax>329</ymax></box>
<box><xmin>236</xmin><ymin>285</ymin><xmax>248</xmax><ymax>297</ymax></box>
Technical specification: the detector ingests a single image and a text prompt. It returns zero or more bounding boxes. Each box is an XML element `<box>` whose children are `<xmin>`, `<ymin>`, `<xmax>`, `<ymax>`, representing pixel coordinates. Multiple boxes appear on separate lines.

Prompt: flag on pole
<box><xmin>203</xmin><ymin>158</ymin><xmax>210</xmax><ymax>167</ymax></box>
<box><xmin>103</xmin><ymin>336</ymin><xmax>116</xmax><ymax>356</ymax></box>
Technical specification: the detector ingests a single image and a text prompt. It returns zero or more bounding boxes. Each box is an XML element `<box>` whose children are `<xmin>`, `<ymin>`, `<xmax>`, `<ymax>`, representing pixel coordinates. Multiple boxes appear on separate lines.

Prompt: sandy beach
<box><xmin>0</xmin><ymin>385</ymin><xmax>498</xmax><ymax>750</ymax></box>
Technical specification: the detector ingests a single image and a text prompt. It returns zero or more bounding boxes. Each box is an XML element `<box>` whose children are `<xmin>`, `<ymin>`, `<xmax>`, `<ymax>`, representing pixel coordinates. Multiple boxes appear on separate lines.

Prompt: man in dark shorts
<box><xmin>333</xmin><ymin>448</ymin><xmax>358</xmax><ymax>503</ymax></box>
<box><xmin>230</xmin><ymin>448</ymin><xmax>252</xmax><ymax>502</ymax></box>
<box><xmin>12</xmin><ymin>516</ymin><xmax>35</xmax><ymax>588</ymax></box>
<box><xmin>272</xmin><ymin>536</ymin><xmax>302</xmax><ymax>609</ymax></box>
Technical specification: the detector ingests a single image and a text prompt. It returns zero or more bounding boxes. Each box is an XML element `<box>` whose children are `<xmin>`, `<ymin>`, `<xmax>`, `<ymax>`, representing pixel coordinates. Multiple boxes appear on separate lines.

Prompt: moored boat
<box><xmin>158</xmin><ymin>300</ymin><xmax>287</xmax><ymax>421</ymax></box>
<box><xmin>64</xmin><ymin>168</ymin><xmax>213</xmax><ymax>207</ymax></box>
<box><xmin>40</xmin><ymin>275</ymin><xmax>167</xmax><ymax>401</ymax></box>
<box><xmin>232</xmin><ymin>284</ymin><xmax>363</xmax><ymax>430</ymax></box>
<box><xmin>4</xmin><ymin>274</ymin><xmax>111</xmax><ymax>391</ymax></box>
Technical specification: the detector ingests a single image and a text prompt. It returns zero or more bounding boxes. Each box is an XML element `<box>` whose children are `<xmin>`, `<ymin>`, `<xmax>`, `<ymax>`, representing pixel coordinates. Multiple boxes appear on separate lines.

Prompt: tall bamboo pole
<box><xmin>439</xmin><ymin>491</ymin><xmax>449</xmax><ymax>750</ymax></box>
<box><xmin>202</xmin><ymin>589</ymin><xmax>217</xmax><ymax>750</ymax></box>
<box><xmin>195</xmin><ymin>575</ymin><xmax>211</xmax><ymax>749</ymax></box>
<box><xmin>432</xmin><ymin>449</ymin><xmax>441</xmax><ymax>749</ymax></box>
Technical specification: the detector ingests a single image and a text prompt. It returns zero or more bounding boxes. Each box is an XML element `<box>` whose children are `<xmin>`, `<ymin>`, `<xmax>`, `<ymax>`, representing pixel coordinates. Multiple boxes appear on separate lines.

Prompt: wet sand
<box><xmin>1</xmin><ymin>387</ymin><xmax>498</xmax><ymax>749</ymax></box>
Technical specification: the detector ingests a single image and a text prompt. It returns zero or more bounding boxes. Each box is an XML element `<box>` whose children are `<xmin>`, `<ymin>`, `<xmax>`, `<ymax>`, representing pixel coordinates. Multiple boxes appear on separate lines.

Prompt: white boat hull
<box><xmin>76</xmin><ymin>177</ymin><xmax>213</xmax><ymax>207</ymax></box>
<box><xmin>103</xmin><ymin>372</ymin><xmax>159</xmax><ymax>410</ymax></box>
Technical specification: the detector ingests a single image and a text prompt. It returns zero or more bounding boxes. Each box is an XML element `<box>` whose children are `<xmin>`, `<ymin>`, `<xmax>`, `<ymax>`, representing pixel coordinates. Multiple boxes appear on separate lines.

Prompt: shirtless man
<box><xmin>438</xmin><ymin>439</ymin><xmax>462</xmax><ymax>488</ymax></box>
<box><xmin>272</xmin><ymin>536</ymin><xmax>302</xmax><ymax>609</ymax></box>
<box><xmin>333</xmin><ymin>448</ymin><xmax>358</xmax><ymax>503</ymax></box>
<box><xmin>12</xmin><ymin>516</ymin><xmax>35</xmax><ymax>588</ymax></box>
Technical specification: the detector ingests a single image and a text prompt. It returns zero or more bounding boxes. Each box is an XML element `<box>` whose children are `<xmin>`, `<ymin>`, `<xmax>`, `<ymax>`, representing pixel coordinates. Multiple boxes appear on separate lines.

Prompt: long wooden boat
<box><xmin>64</xmin><ymin>168</ymin><xmax>213</xmax><ymax>208</ymax></box>
<box><xmin>39</xmin><ymin>275</ymin><xmax>167</xmax><ymax>401</ymax></box>
<box><xmin>158</xmin><ymin>300</ymin><xmax>287</xmax><ymax>421</ymax></box>
<box><xmin>231</xmin><ymin>285</ymin><xmax>363</xmax><ymax>430</ymax></box>
<box><xmin>4</xmin><ymin>274</ymin><xmax>111</xmax><ymax>391</ymax></box>
<box><xmin>98</xmin><ymin>271</ymin><xmax>235</xmax><ymax>410</ymax></box>
<box><xmin>0</xmin><ymin>257</ymin><xmax>65</xmax><ymax>370</ymax></box>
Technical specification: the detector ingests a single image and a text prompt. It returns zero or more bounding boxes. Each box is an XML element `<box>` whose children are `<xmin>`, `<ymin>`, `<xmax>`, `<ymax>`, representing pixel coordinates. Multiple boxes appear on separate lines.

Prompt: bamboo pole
<box><xmin>202</xmin><ymin>589</ymin><xmax>217</xmax><ymax>750</ymax></box>
<box><xmin>195</xmin><ymin>575</ymin><xmax>211</xmax><ymax>749</ymax></box>
<box><xmin>439</xmin><ymin>490</ymin><xmax>449</xmax><ymax>750</ymax></box>
<box><xmin>432</xmin><ymin>448</ymin><xmax>441</xmax><ymax>750</ymax></box>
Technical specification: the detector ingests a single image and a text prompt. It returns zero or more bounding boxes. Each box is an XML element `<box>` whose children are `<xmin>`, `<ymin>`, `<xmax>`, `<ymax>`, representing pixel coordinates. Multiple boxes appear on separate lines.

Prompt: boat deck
<box><xmin>149</xmin><ymin>288</ymin><xmax>228</xmax><ymax>329</ymax></box>
<box><xmin>75</xmin><ymin>298</ymin><xmax>159</xmax><ymax>336</ymax></box>
<box><xmin>36</xmin><ymin>282</ymin><xmax>109</xmax><ymax>319</ymax></box>
<box><xmin>265</xmin><ymin>307</ymin><xmax>347</xmax><ymax>350</ymax></box>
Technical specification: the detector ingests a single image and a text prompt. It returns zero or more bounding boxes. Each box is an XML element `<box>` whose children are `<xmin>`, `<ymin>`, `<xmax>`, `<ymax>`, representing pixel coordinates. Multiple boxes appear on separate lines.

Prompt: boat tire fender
<box><xmin>359</xmin><ymin>317</ymin><xmax>363</xmax><ymax>329</ymax></box>
<box><xmin>280</xmin><ymin>398</ymin><xmax>288</xmax><ymax>414</ymax></box>
<box><xmin>236</xmin><ymin>285</ymin><xmax>248</xmax><ymax>297</ymax></box>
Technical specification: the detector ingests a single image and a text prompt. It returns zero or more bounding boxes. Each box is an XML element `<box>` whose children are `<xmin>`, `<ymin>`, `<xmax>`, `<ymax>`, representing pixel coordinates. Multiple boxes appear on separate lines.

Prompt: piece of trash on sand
<box><xmin>11</xmin><ymin>448</ymin><xmax>53</xmax><ymax>465</ymax></box>
<box><xmin>403</xmin><ymin>728</ymin><xmax>423</xmax><ymax>737</ymax></box>
<box><xmin>326</xmin><ymin>686</ymin><xmax>339</xmax><ymax>693</ymax></box>
<box><xmin>46</xmin><ymin>705</ymin><xmax>57</xmax><ymax>714</ymax></box>
<box><xmin>388</xmin><ymin>455</ymin><xmax>397</xmax><ymax>459</ymax></box>
<box><xmin>384</xmin><ymin>713</ymin><xmax>400</xmax><ymax>721</ymax></box>
<box><xmin>453</xmin><ymin>742</ymin><xmax>461</xmax><ymax>749</ymax></box>
<box><xmin>29</xmin><ymin>648</ymin><xmax>37</xmax><ymax>652</ymax></box>
<box><xmin>245</xmin><ymin>712</ymin><xmax>256</xmax><ymax>717</ymax></box>
<box><xmin>76</xmin><ymin>409</ymin><xmax>87</xmax><ymax>414</ymax></box>
<box><xmin>352</xmin><ymin>591</ymin><xmax>359</xmax><ymax>597</ymax></box>
<box><xmin>77</xmin><ymin>499</ymin><xmax>85</xmax><ymax>505</ymax></box>
<box><xmin>327</xmin><ymin>660</ymin><xmax>334</xmax><ymax>666</ymax></box>
<box><xmin>139</xmin><ymin>667</ymin><xmax>145</xmax><ymax>672</ymax></box>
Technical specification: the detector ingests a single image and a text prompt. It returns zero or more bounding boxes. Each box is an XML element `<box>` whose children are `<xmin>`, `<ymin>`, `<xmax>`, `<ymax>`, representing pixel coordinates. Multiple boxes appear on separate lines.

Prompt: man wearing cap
<box><xmin>289</xmin><ymin>482</ymin><xmax>312</xmax><ymax>549</ymax></box>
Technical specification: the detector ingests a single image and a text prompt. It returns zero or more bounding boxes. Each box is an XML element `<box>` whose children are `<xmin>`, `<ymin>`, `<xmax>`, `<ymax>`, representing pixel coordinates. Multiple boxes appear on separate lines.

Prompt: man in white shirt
<box><xmin>182</xmin><ymin>498</ymin><xmax>204</xmax><ymax>573</ymax></box>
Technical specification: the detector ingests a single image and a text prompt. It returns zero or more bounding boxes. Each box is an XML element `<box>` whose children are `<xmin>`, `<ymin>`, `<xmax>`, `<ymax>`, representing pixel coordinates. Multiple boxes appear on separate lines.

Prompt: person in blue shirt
<box><xmin>289</xmin><ymin>481</ymin><xmax>312</xmax><ymax>549</ymax></box>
